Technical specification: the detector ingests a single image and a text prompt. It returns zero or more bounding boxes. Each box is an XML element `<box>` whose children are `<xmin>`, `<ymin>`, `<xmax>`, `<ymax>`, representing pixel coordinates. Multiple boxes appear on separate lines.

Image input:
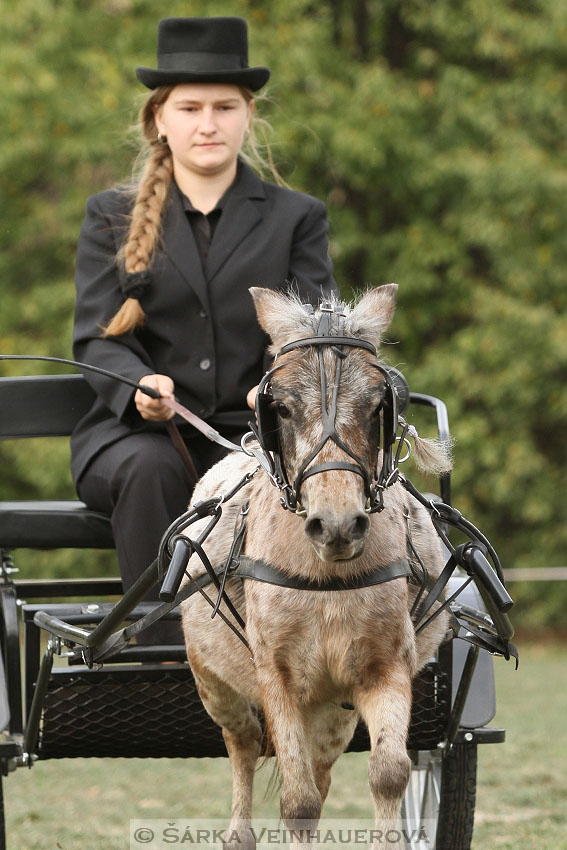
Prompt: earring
<box><xmin>157</xmin><ymin>132</ymin><xmax>167</xmax><ymax>144</ymax></box>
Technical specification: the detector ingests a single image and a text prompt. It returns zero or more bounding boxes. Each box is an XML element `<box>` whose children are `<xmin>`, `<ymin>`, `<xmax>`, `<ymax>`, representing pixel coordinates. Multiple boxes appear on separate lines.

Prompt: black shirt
<box><xmin>178</xmin><ymin>178</ymin><xmax>236</xmax><ymax>271</ymax></box>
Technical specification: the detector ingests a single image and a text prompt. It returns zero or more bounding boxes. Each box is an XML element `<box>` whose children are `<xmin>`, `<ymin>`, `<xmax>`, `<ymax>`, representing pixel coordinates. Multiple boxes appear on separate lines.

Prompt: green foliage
<box><xmin>1</xmin><ymin>0</ymin><xmax>565</xmax><ymax>623</ymax></box>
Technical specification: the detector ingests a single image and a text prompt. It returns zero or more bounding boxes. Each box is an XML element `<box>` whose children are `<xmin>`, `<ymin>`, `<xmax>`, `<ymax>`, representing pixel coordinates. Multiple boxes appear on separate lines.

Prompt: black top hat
<box><xmin>136</xmin><ymin>17</ymin><xmax>270</xmax><ymax>92</ymax></box>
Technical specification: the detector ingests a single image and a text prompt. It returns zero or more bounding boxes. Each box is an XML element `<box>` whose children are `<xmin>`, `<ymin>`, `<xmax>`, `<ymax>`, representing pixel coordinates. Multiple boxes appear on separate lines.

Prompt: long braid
<box><xmin>123</xmin><ymin>146</ymin><xmax>172</xmax><ymax>274</ymax></box>
<box><xmin>101</xmin><ymin>87</ymin><xmax>174</xmax><ymax>338</ymax></box>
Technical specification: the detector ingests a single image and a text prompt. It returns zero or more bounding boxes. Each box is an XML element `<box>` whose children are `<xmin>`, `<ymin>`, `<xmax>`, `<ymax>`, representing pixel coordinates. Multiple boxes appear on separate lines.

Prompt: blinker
<box><xmin>254</xmin><ymin>389</ymin><xmax>280</xmax><ymax>454</ymax></box>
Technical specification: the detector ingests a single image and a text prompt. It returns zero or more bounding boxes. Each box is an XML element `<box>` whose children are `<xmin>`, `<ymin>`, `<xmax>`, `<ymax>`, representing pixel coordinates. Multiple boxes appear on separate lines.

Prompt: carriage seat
<box><xmin>0</xmin><ymin>374</ymin><xmax>114</xmax><ymax>552</ymax></box>
<box><xmin>0</xmin><ymin>499</ymin><xmax>113</xmax><ymax>550</ymax></box>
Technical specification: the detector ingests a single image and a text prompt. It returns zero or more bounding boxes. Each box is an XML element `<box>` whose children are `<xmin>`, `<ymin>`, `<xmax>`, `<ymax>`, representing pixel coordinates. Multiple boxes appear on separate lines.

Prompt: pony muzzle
<box><xmin>303</xmin><ymin>509</ymin><xmax>370</xmax><ymax>561</ymax></box>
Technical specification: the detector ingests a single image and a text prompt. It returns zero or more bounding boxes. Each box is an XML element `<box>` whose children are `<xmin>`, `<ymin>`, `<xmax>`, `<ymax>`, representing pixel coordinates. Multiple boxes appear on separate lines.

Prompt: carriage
<box><xmin>0</xmin><ymin>289</ymin><xmax>516</xmax><ymax>850</ymax></box>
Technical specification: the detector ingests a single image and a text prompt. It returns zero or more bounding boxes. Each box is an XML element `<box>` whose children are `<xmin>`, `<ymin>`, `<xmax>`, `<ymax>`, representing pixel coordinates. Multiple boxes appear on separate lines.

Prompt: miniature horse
<box><xmin>180</xmin><ymin>285</ymin><xmax>450</xmax><ymax>847</ymax></box>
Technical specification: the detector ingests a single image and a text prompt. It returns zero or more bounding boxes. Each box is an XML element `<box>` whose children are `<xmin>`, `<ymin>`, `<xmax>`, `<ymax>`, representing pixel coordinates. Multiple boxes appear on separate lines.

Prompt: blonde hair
<box><xmin>101</xmin><ymin>86</ymin><xmax>285</xmax><ymax>338</ymax></box>
<box><xmin>240</xmin><ymin>89</ymin><xmax>288</xmax><ymax>188</ymax></box>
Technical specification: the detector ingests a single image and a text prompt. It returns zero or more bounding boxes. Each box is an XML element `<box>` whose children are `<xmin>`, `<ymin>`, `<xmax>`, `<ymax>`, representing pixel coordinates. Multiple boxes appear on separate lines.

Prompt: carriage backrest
<box><xmin>0</xmin><ymin>374</ymin><xmax>114</xmax><ymax>550</ymax></box>
<box><xmin>0</xmin><ymin>374</ymin><xmax>95</xmax><ymax>439</ymax></box>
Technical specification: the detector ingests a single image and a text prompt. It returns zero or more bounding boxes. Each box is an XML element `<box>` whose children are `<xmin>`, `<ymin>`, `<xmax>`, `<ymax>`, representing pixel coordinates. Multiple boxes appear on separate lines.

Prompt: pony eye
<box><xmin>276</xmin><ymin>402</ymin><xmax>291</xmax><ymax>419</ymax></box>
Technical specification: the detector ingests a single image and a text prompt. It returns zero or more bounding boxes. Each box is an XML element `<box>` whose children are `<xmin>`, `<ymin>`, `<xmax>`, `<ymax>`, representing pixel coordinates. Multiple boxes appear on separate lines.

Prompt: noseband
<box><xmin>247</xmin><ymin>302</ymin><xmax>401</xmax><ymax>515</ymax></box>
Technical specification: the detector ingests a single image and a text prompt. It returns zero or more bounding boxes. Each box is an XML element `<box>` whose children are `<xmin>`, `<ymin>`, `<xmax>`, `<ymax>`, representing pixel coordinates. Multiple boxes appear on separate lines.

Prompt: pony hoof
<box><xmin>223</xmin><ymin>827</ymin><xmax>256</xmax><ymax>850</ymax></box>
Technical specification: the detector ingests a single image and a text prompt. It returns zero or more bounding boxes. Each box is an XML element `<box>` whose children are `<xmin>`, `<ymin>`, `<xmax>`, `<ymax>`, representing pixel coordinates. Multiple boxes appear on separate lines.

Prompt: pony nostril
<box><xmin>352</xmin><ymin>514</ymin><xmax>370</xmax><ymax>540</ymax></box>
<box><xmin>349</xmin><ymin>513</ymin><xmax>370</xmax><ymax>541</ymax></box>
<box><xmin>304</xmin><ymin>515</ymin><xmax>327</xmax><ymax>543</ymax></box>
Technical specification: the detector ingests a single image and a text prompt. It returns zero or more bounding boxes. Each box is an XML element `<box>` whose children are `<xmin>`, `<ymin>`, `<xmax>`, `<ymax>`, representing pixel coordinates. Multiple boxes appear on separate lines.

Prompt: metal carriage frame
<box><xmin>0</xmin><ymin>373</ymin><xmax>514</xmax><ymax>850</ymax></box>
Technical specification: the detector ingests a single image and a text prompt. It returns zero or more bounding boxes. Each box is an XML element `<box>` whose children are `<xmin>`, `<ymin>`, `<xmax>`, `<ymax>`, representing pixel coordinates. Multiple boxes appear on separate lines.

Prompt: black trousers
<box><xmin>77</xmin><ymin>429</ymin><xmax>238</xmax><ymax>644</ymax></box>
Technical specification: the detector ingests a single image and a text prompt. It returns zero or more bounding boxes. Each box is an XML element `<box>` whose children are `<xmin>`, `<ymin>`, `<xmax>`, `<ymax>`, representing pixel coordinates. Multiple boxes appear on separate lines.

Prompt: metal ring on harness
<box><xmin>395</xmin><ymin>436</ymin><xmax>412</xmax><ymax>464</ymax></box>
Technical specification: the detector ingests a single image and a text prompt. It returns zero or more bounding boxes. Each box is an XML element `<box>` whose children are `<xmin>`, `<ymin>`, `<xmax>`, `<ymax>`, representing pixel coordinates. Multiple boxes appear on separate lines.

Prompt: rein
<box><xmin>0</xmin><ymin>353</ymin><xmax>275</xmax><ymax>473</ymax></box>
<box><xmin>0</xmin><ymin>353</ymin><xmax>247</xmax><ymax>453</ymax></box>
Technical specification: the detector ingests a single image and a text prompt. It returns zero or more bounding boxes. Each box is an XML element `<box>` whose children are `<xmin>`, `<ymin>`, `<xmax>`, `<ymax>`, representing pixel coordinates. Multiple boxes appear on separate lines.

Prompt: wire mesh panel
<box><xmin>36</xmin><ymin>660</ymin><xmax>449</xmax><ymax>760</ymax></box>
<box><xmin>37</xmin><ymin>666</ymin><xmax>228</xmax><ymax>759</ymax></box>
<box><xmin>408</xmin><ymin>662</ymin><xmax>450</xmax><ymax>750</ymax></box>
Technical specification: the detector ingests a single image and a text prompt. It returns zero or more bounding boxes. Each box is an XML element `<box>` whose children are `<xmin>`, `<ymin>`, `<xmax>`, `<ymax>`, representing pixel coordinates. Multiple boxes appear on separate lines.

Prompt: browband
<box><xmin>278</xmin><ymin>336</ymin><xmax>377</xmax><ymax>356</ymax></box>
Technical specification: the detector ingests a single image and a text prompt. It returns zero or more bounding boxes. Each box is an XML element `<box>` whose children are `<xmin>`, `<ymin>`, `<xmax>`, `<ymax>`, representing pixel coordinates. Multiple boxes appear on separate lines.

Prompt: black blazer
<box><xmin>71</xmin><ymin>162</ymin><xmax>337</xmax><ymax>484</ymax></box>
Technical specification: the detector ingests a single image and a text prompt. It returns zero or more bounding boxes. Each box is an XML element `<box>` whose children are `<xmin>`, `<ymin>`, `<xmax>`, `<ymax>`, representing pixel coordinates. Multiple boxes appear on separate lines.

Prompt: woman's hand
<box><xmin>246</xmin><ymin>385</ymin><xmax>259</xmax><ymax>410</ymax></box>
<box><xmin>135</xmin><ymin>374</ymin><xmax>176</xmax><ymax>421</ymax></box>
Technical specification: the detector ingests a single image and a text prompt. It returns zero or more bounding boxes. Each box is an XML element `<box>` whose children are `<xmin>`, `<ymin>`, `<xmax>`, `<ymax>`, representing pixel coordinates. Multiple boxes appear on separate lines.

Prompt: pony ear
<box><xmin>249</xmin><ymin>287</ymin><xmax>315</xmax><ymax>352</ymax></box>
<box><xmin>345</xmin><ymin>284</ymin><xmax>398</xmax><ymax>349</ymax></box>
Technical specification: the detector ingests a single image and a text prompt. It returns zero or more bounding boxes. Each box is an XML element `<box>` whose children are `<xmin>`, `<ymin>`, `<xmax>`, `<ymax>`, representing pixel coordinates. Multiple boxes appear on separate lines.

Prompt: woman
<box><xmin>71</xmin><ymin>17</ymin><xmax>337</xmax><ymax>643</ymax></box>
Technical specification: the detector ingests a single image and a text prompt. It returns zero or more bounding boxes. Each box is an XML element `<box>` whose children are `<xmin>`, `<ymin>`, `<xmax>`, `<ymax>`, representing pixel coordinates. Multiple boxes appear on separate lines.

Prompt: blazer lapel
<box><xmin>161</xmin><ymin>188</ymin><xmax>210</xmax><ymax>311</ymax></box>
<box><xmin>205</xmin><ymin>163</ymin><xmax>266</xmax><ymax>283</ymax></box>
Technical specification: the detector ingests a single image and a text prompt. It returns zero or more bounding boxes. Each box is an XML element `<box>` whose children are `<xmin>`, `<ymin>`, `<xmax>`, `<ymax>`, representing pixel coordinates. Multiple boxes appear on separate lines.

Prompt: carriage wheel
<box><xmin>401</xmin><ymin>743</ymin><xmax>477</xmax><ymax>850</ymax></box>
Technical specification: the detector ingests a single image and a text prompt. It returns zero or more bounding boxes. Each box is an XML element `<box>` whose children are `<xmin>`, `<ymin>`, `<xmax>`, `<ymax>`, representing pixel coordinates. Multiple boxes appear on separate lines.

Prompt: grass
<box><xmin>4</xmin><ymin>641</ymin><xmax>566</xmax><ymax>849</ymax></box>
<box><xmin>471</xmin><ymin>640</ymin><xmax>567</xmax><ymax>850</ymax></box>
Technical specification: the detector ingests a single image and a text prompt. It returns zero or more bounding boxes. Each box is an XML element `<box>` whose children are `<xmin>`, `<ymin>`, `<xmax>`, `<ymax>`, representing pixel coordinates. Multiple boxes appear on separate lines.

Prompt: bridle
<box><xmin>246</xmin><ymin>302</ymin><xmax>402</xmax><ymax>515</ymax></box>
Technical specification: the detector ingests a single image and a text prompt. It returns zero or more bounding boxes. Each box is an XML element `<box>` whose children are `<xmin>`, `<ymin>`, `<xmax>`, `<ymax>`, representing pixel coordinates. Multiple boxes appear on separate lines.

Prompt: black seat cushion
<box><xmin>0</xmin><ymin>500</ymin><xmax>114</xmax><ymax>549</ymax></box>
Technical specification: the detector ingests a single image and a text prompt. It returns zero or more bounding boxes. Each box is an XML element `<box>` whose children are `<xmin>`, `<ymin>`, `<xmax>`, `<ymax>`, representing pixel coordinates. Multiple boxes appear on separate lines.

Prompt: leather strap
<box><xmin>233</xmin><ymin>556</ymin><xmax>411</xmax><ymax>591</ymax></box>
<box><xmin>165</xmin><ymin>420</ymin><xmax>199</xmax><ymax>485</ymax></box>
<box><xmin>279</xmin><ymin>336</ymin><xmax>377</xmax><ymax>356</ymax></box>
<box><xmin>161</xmin><ymin>396</ymin><xmax>244</xmax><ymax>453</ymax></box>
<box><xmin>300</xmin><ymin>460</ymin><xmax>367</xmax><ymax>482</ymax></box>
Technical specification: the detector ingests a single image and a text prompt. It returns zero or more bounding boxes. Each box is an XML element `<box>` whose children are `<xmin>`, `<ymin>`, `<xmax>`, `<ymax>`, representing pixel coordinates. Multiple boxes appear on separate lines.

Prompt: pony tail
<box><xmin>101</xmin><ymin>141</ymin><xmax>173</xmax><ymax>337</ymax></box>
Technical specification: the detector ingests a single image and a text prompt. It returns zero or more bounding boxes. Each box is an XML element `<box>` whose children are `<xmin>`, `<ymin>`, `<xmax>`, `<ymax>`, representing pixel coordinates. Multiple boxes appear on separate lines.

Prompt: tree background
<box><xmin>1</xmin><ymin>0</ymin><xmax>565</xmax><ymax>627</ymax></box>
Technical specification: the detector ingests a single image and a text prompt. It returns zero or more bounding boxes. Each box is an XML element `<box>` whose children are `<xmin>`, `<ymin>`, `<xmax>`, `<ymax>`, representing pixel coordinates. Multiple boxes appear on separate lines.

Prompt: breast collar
<box><xmin>232</xmin><ymin>555</ymin><xmax>411</xmax><ymax>591</ymax></box>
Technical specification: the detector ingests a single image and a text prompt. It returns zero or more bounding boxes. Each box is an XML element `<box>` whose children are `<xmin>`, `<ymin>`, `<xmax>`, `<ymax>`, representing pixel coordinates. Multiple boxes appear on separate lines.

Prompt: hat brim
<box><xmin>136</xmin><ymin>66</ymin><xmax>270</xmax><ymax>92</ymax></box>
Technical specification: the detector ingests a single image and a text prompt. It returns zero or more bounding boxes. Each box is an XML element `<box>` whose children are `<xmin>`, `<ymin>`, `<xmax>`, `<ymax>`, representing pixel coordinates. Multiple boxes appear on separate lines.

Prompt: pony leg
<box><xmin>222</xmin><ymin>721</ymin><xmax>261</xmax><ymax>850</ymax></box>
<box><xmin>354</xmin><ymin>668</ymin><xmax>412</xmax><ymax>849</ymax></box>
<box><xmin>308</xmin><ymin>704</ymin><xmax>359</xmax><ymax>806</ymax></box>
<box><xmin>189</xmin><ymin>656</ymin><xmax>261</xmax><ymax>850</ymax></box>
<box><xmin>259</xmin><ymin>680</ymin><xmax>321</xmax><ymax>833</ymax></box>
